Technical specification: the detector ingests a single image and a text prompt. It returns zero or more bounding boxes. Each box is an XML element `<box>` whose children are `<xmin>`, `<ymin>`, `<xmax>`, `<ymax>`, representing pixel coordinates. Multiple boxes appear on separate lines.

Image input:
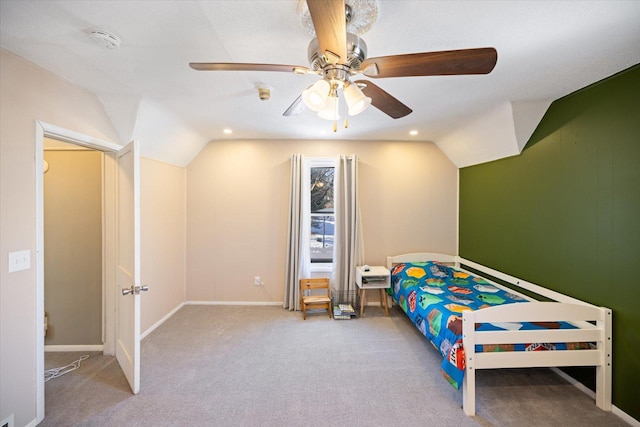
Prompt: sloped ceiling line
<box><xmin>2</xmin><ymin>1</ymin><xmax>637</xmax><ymax>167</ymax></box>
<box><xmin>511</xmin><ymin>100</ymin><xmax>553</xmax><ymax>152</ymax></box>
<box><xmin>435</xmin><ymin>100</ymin><xmax>551</xmax><ymax>168</ymax></box>
<box><xmin>96</xmin><ymin>92</ymin><xmax>140</xmax><ymax>144</ymax></box>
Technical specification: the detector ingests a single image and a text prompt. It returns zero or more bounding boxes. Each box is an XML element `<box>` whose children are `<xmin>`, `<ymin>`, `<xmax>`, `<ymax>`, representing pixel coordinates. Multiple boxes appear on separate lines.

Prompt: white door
<box><xmin>116</xmin><ymin>140</ymin><xmax>142</xmax><ymax>393</ymax></box>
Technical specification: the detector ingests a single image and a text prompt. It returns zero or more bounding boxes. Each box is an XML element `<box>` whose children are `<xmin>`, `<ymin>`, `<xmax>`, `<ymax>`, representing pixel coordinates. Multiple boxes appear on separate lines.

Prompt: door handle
<box><xmin>122</xmin><ymin>285</ymin><xmax>150</xmax><ymax>296</ymax></box>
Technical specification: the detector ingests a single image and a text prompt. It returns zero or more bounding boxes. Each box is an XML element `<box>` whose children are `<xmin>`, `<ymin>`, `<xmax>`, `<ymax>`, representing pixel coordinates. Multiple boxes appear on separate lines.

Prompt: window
<box><xmin>309</xmin><ymin>160</ymin><xmax>335</xmax><ymax>265</ymax></box>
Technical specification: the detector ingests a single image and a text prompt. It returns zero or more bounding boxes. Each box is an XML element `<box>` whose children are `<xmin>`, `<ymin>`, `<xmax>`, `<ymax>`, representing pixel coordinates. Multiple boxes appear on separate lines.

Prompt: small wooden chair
<box><xmin>300</xmin><ymin>278</ymin><xmax>332</xmax><ymax>320</ymax></box>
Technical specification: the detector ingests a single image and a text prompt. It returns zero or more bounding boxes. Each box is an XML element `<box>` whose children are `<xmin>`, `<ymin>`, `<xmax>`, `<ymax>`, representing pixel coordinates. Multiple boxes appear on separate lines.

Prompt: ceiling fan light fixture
<box><xmin>343</xmin><ymin>82</ymin><xmax>371</xmax><ymax>116</ymax></box>
<box><xmin>317</xmin><ymin>95</ymin><xmax>340</xmax><ymax>121</ymax></box>
<box><xmin>302</xmin><ymin>79</ymin><xmax>330</xmax><ymax>111</ymax></box>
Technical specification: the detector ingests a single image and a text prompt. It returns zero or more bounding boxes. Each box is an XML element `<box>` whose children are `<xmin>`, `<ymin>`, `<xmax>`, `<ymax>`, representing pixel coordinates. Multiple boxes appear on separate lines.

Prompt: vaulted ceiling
<box><xmin>1</xmin><ymin>1</ymin><xmax>639</xmax><ymax>167</ymax></box>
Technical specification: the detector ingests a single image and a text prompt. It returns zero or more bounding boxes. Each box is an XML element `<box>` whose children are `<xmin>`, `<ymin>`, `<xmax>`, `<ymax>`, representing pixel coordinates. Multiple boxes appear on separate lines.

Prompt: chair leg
<box><xmin>302</xmin><ymin>305</ymin><xmax>306</xmax><ymax>320</ymax></box>
<box><xmin>328</xmin><ymin>304</ymin><xmax>332</xmax><ymax>318</ymax></box>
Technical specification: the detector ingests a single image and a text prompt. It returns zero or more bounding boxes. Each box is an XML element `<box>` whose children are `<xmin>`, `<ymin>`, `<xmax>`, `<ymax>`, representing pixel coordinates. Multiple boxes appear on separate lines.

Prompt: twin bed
<box><xmin>386</xmin><ymin>252</ymin><xmax>612</xmax><ymax>416</ymax></box>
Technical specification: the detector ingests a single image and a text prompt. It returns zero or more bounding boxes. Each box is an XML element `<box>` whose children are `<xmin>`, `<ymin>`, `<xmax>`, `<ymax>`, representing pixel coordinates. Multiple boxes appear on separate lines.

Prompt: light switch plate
<box><xmin>8</xmin><ymin>250</ymin><xmax>30</xmax><ymax>273</ymax></box>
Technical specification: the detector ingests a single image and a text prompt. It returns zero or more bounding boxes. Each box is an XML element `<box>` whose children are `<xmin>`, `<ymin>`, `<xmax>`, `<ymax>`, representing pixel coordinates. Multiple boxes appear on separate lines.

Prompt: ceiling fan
<box><xmin>190</xmin><ymin>0</ymin><xmax>497</xmax><ymax>124</ymax></box>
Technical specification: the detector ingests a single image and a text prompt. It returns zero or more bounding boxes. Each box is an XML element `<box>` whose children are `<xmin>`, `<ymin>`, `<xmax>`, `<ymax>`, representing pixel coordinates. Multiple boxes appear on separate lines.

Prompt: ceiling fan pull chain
<box><xmin>333</xmin><ymin>121</ymin><xmax>337</xmax><ymax>133</ymax></box>
<box><xmin>344</xmin><ymin>117</ymin><xmax>349</xmax><ymax>129</ymax></box>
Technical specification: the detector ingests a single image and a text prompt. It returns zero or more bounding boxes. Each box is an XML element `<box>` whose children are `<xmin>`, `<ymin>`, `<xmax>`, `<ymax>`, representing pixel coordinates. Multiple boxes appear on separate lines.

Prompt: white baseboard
<box><xmin>141</xmin><ymin>302</ymin><xmax>185</xmax><ymax>340</ymax></box>
<box><xmin>551</xmin><ymin>368</ymin><xmax>639</xmax><ymax>426</ymax></box>
<box><xmin>550</xmin><ymin>367</ymin><xmax>596</xmax><ymax>398</ymax></box>
<box><xmin>44</xmin><ymin>345</ymin><xmax>103</xmax><ymax>352</ymax></box>
<box><xmin>1</xmin><ymin>414</ymin><xmax>14</xmax><ymax>427</ymax></box>
<box><xmin>185</xmin><ymin>301</ymin><xmax>282</xmax><ymax>306</ymax></box>
<box><xmin>612</xmin><ymin>406</ymin><xmax>640</xmax><ymax>427</ymax></box>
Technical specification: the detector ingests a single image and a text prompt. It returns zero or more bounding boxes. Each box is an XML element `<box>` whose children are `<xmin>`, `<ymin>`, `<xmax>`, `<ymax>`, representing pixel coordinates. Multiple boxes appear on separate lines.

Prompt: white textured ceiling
<box><xmin>1</xmin><ymin>1</ymin><xmax>639</xmax><ymax>167</ymax></box>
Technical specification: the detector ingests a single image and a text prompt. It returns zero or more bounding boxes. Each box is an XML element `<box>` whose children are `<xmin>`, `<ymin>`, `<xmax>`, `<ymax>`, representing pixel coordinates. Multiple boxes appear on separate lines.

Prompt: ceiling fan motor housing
<box><xmin>308</xmin><ymin>32</ymin><xmax>367</xmax><ymax>73</ymax></box>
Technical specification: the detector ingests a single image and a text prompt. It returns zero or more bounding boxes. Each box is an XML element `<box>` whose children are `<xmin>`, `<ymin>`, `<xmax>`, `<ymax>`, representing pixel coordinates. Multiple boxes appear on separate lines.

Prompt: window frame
<box><xmin>307</xmin><ymin>157</ymin><xmax>336</xmax><ymax>273</ymax></box>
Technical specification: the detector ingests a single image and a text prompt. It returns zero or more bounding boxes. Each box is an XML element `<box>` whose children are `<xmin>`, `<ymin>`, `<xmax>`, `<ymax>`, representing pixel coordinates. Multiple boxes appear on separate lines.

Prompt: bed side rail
<box><xmin>458</xmin><ymin>258</ymin><xmax>591</xmax><ymax>306</ymax></box>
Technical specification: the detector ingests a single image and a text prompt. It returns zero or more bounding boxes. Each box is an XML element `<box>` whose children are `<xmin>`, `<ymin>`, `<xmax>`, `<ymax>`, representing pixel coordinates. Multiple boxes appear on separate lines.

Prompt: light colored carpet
<box><xmin>42</xmin><ymin>305</ymin><xmax>629</xmax><ymax>426</ymax></box>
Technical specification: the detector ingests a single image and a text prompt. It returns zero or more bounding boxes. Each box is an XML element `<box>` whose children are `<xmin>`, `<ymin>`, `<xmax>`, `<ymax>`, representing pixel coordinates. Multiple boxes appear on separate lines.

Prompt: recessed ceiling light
<box><xmin>223</xmin><ymin>129</ymin><xmax>232</xmax><ymax>134</ymax></box>
<box><xmin>409</xmin><ymin>130</ymin><xmax>418</xmax><ymax>136</ymax></box>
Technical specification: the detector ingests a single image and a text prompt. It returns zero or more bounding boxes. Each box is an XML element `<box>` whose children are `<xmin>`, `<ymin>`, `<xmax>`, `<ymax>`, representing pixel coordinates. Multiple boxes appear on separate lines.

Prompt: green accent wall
<box><xmin>459</xmin><ymin>64</ymin><xmax>640</xmax><ymax>421</ymax></box>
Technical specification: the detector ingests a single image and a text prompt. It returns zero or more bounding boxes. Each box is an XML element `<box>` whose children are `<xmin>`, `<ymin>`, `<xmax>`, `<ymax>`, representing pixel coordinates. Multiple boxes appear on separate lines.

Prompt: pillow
<box><xmin>425</xmin><ymin>262</ymin><xmax>453</xmax><ymax>279</ymax></box>
<box><xmin>391</xmin><ymin>261</ymin><xmax>453</xmax><ymax>280</ymax></box>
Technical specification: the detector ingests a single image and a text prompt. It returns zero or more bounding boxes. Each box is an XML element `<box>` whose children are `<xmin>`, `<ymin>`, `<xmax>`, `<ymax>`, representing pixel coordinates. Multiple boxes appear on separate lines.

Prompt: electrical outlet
<box><xmin>254</xmin><ymin>276</ymin><xmax>261</xmax><ymax>286</ymax></box>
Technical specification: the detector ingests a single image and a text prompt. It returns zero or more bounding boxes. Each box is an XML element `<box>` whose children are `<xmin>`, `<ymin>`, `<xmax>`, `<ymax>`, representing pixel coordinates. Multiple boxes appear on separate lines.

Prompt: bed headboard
<box><xmin>386</xmin><ymin>252</ymin><xmax>458</xmax><ymax>269</ymax></box>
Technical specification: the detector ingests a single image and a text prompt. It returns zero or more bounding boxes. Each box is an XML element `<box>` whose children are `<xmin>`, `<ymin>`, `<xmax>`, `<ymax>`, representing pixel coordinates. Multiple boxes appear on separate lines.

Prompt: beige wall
<box><xmin>44</xmin><ymin>148</ymin><xmax>103</xmax><ymax>345</ymax></box>
<box><xmin>186</xmin><ymin>139</ymin><xmax>458</xmax><ymax>303</ymax></box>
<box><xmin>140</xmin><ymin>157</ymin><xmax>186</xmax><ymax>333</ymax></box>
<box><xmin>0</xmin><ymin>49</ymin><xmax>121</xmax><ymax>426</ymax></box>
<box><xmin>0</xmin><ymin>45</ymin><xmax>457</xmax><ymax>425</ymax></box>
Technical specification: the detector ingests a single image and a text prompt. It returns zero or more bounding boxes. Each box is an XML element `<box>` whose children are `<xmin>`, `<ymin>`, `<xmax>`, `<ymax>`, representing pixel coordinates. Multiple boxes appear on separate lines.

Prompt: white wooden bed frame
<box><xmin>386</xmin><ymin>252</ymin><xmax>612</xmax><ymax>416</ymax></box>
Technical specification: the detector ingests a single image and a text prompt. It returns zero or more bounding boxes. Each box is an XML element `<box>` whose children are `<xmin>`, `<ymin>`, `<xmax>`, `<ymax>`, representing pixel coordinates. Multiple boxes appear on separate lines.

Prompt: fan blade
<box><xmin>283</xmin><ymin>95</ymin><xmax>305</xmax><ymax>117</ymax></box>
<box><xmin>306</xmin><ymin>0</ymin><xmax>347</xmax><ymax>64</ymax></box>
<box><xmin>355</xmin><ymin>80</ymin><xmax>412</xmax><ymax>119</ymax></box>
<box><xmin>361</xmin><ymin>47</ymin><xmax>497</xmax><ymax>78</ymax></box>
<box><xmin>189</xmin><ymin>63</ymin><xmax>314</xmax><ymax>74</ymax></box>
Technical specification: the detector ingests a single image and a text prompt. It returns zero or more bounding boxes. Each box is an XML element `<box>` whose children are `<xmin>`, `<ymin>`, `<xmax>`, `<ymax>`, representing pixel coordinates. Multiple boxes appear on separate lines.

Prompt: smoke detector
<box><xmin>88</xmin><ymin>29</ymin><xmax>121</xmax><ymax>49</ymax></box>
<box><xmin>256</xmin><ymin>85</ymin><xmax>272</xmax><ymax>101</ymax></box>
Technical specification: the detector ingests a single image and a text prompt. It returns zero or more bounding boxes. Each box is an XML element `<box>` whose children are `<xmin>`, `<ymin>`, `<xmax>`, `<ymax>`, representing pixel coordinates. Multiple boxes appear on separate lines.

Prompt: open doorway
<box><xmin>35</xmin><ymin>121</ymin><xmax>143</xmax><ymax>424</ymax></box>
<box><xmin>43</xmin><ymin>139</ymin><xmax>104</xmax><ymax>351</ymax></box>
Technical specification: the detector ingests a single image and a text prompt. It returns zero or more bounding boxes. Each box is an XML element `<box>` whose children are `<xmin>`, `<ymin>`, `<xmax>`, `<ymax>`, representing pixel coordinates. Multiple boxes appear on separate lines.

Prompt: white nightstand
<box><xmin>355</xmin><ymin>266</ymin><xmax>391</xmax><ymax>317</ymax></box>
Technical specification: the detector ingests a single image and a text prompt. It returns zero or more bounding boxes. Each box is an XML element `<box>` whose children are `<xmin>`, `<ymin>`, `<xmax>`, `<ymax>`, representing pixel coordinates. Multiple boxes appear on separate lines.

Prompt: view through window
<box><xmin>310</xmin><ymin>165</ymin><xmax>334</xmax><ymax>263</ymax></box>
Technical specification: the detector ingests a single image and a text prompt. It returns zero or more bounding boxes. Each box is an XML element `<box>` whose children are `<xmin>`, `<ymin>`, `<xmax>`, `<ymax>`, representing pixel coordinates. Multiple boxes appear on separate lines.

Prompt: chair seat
<box><xmin>303</xmin><ymin>296</ymin><xmax>331</xmax><ymax>303</ymax></box>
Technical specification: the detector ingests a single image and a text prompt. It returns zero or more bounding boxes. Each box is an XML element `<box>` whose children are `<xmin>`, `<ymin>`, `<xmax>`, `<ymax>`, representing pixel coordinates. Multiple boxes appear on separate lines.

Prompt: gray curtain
<box><xmin>332</xmin><ymin>154</ymin><xmax>364</xmax><ymax>294</ymax></box>
<box><xmin>283</xmin><ymin>154</ymin><xmax>310</xmax><ymax>310</ymax></box>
